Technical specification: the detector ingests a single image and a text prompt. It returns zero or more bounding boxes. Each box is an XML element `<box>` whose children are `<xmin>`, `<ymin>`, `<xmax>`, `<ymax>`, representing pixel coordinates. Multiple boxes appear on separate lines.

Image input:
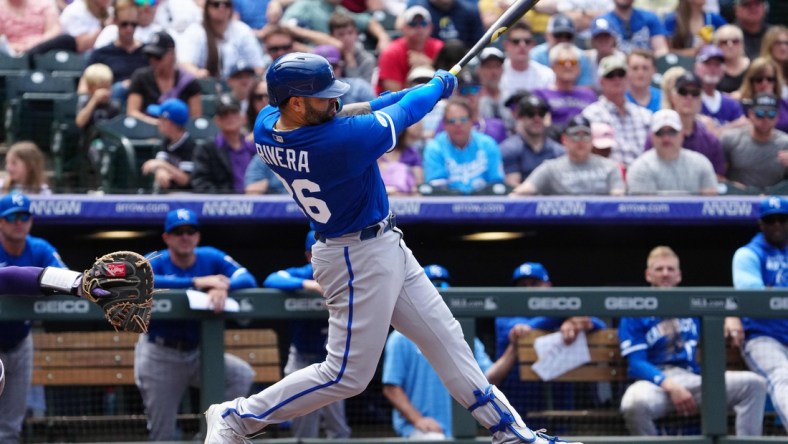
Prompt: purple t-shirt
<box><xmin>644</xmin><ymin>119</ymin><xmax>726</xmax><ymax>175</ymax></box>
<box><xmin>217</xmin><ymin>133</ymin><xmax>257</xmax><ymax>193</ymax></box>
<box><xmin>701</xmin><ymin>94</ymin><xmax>743</xmax><ymax>126</ymax></box>
<box><xmin>778</xmin><ymin>98</ymin><xmax>788</xmax><ymax>134</ymax></box>
<box><xmin>398</xmin><ymin>146</ymin><xmax>423</xmax><ymax>168</ymax></box>
<box><xmin>533</xmin><ymin>88</ymin><xmax>598</xmax><ymax>126</ymax></box>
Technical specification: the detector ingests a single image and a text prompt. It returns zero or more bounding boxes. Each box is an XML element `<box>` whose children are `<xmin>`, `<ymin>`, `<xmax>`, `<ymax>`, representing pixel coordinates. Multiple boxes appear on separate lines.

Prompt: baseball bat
<box><xmin>448</xmin><ymin>0</ymin><xmax>542</xmax><ymax>76</ymax></box>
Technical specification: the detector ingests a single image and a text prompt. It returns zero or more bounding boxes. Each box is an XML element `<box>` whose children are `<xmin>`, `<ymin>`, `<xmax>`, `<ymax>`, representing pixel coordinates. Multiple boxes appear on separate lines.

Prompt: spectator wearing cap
<box><xmin>736</xmin><ymin>57</ymin><xmax>788</xmax><ymax>132</ymax></box>
<box><xmin>313</xmin><ymin>44</ymin><xmax>376</xmax><ymax>105</ymax></box>
<box><xmin>625</xmin><ymin>48</ymin><xmax>661</xmax><ymax>112</ymax></box>
<box><xmin>0</xmin><ymin>192</ymin><xmax>67</xmax><ymax>444</ymax></box>
<box><xmin>730</xmin><ymin>195</ymin><xmax>788</xmax><ymax>435</ymax></box>
<box><xmin>556</xmin><ymin>0</ymin><xmax>614</xmax><ymax>39</ymax></box>
<box><xmin>694</xmin><ymin>43</ymin><xmax>748</xmax><ymax>134</ymax></box>
<box><xmin>510</xmin><ymin>115</ymin><xmax>626</xmax><ymax>195</ymax></box>
<box><xmin>664</xmin><ymin>0</ymin><xmax>727</xmax><ymax>58</ymax></box>
<box><xmin>280</xmin><ymin>0</ymin><xmax>390</xmax><ymax>53</ymax></box>
<box><xmin>382</xmin><ymin>264</ymin><xmax>514</xmax><ymax>439</ymax></box>
<box><xmin>434</xmin><ymin>71</ymin><xmax>508</xmax><ymax>143</ymax></box>
<box><xmin>596</xmin><ymin>0</ymin><xmax>669</xmax><ymax>56</ymax></box>
<box><xmin>591</xmin><ymin>121</ymin><xmax>627</xmax><ymax>177</ymax></box>
<box><xmin>583</xmin><ymin>54</ymin><xmax>653</xmax><ymax>166</ymax></box>
<box><xmin>722</xmin><ymin>92</ymin><xmax>788</xmax><ymax>191</ymax></box>
<box><xmin>86</xmin><ymin>0</ymin><xmax>151</xmax><ymax>106</ymax></box>
<box><xmin>137</xmin><ymin>208</ymin><xmax>256</xmax><ymax>441</ymax></box>
<box><xmin>530</xmin><ymin>14</ymin><xmax>595</xmax><ymax>87</ymax></box>
<box><xmin>408</xmin><ymin>0</ymin><xmax>483</xmax><ymax>51</ymax></box>
<box><xmin>329</xmin><ymin>12</ymin><xmax>377</xmax><ymax>84</ymax></box>
<box><xmin>475</xmin><ymin>48</ymin><xmax>510</xmax><ymax>126</ymax></box>
<box><xmin>377</xmin><ymin>6</ymin><xmax>444</xmax><ymax>93</ymax></box>
<box><xmin>423</xmin><ymin>97</ymin><xmax>504</xmax><ymax>195</ymax></box>
<box><xmin>127</xmin><ymin>31</ymin><xmax>203</xmax><ymax>126</ymax></box>
<box><xmin>645</xmin><ymin>70</ymin><xmax>726</xmax><ymax>176</ymax></box>
<box><xmin>191</xmin><ymin>97</ymin><xmax>257</xmax><ymax>193</ymax></box>
<box><xmin>500</xmin><ymin>22</ymin><xmax>556</xmax><ymax>105</ymax></box>
<box><xmin>141</xmin><ymin>98</ymin><xmax>196</xmax><ymax>191</ymax></box>
<box><xmin>627</xmin><ymin>109</ymin><xmax>719</xmax><ymax>195</ymax></box>
<box><xmin>533</xmin><ymin>43</ymin><xmax>599</xmax><ymax>127</ymax></box>
<box><xmin>585</xmin><ymin>16</ymin><xmax>625</xmax><ymax>85</ymax></box>
<box><xmin>712</xmin><ymin>25</ymin><xmax>751</xmax><ymax>93</ymax></box>
<box><xmin>734</xmin><ymin>0</ymin><xmax>771</xmax><ymax>60</ymax></box>
<box><xmin>176</xmin><ymin>0</ymin><xmax>265</xmax><ymax>81</ymax></box>
<box><xmin>499</xmin><ymin>95</ymin><xmax>565</xmax><ymax>188</ymax></box>
<box><xmin>224</xmin><ymin>60</ymin><xmax>256</xmax><ymax>115</ymax></box>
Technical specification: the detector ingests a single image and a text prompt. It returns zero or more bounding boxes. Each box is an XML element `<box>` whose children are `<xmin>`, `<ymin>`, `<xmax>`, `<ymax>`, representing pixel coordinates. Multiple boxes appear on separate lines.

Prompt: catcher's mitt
<box><xmin>82</xmin><ymin>251</ymin><xmax>154</xmax><ymax>333</ymax></box>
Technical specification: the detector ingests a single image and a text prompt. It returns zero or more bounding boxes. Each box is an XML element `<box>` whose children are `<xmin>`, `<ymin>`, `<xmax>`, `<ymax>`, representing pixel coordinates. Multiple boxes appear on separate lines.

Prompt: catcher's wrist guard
<box><xmin>38</xmin><ymin>267</ymin><xmax>83</xmax><ymax>296</ymax></box>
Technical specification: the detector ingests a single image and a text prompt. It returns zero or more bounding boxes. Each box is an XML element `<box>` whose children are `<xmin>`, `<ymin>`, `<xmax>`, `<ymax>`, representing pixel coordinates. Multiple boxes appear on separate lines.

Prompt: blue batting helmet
<box><xmin>266</xmin><ymin>52</ymin><xmax>350</xmax><ymax>107</ymax></box>
<box><xmin>424</xmin><ymin>264</ymin><xmax>451</xmax><ymax>289</ymax></box>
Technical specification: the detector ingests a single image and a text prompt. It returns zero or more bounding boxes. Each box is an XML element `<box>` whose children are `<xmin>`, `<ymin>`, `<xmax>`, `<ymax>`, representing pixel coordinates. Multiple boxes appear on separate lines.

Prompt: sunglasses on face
<box><xmin>3</xmin><ymin>213</ymin><xmax>31</xmax><ymax>223</ymax></box>
<box><xmin>775</xmin><ymin>40</ymin><xmax>788</xmax><ymax>47</ymax></box>
<box><xmin>253</xmin><ymin>93</ymin><xmax>269</xmax><ymax>101</ymax></box>
<box><xmin>654</xmin><ymin>128</ymin><xmax>679</xmax><ymax>137</ymax></box>
<box><xmin>508</xmin><ymin>37</ymin><xmax>535</xmax><ymax>46</ymax></box>
<box><xmin>753</xmin><ymin>108</ymin><xmax>778</xmax><ymax>119</ymax></box>
<box><xmin>677</xmin><ymin>88</ymin><xmax>701</xmax><ymax>97</ymax></box>
<box><xmin>267</xmin><ymin>44</ymin><xmax>292</xmax><ymax>53</ymax></box>
<box><xmin>555</xmin><ymin>58</ymin><xmax>578</xmax><ymax>67</ymax></box>
<box><xmin>521</xmin><ymin>108</ymin><xmax>547</xmax><ymax>118</ymax></box>
<box><xmin>718</xmin><ymin>38</ymin><xmax>741</xmax><ymax>46</ymax></box>
<box><xmin>552</xmin><ymin>32</ymin><xmax>574</xmax><ymax>41</ymax></box>
<box><xmin>445</xmin><ymin>116</ymin><xmax>470</xmax><ymax>125</ymax></box>
<box><xmin>208</xmin><ymin>1</ymin><xmax>232</xmax><ymax>8</ymax></box>
<box><xmin>567</xmin><ymin>132</ymin><xmax>592</xmax><ymax>142</ymax></box>
<box><xmin>604</xmin><ymin>69</ymin><xmax>627</xmax><ymax>79</ymax></box>
<box><xmin>752</xmin><ymin>76</ymin><xmax>776</xmax><ymax>84</ymax></box>
<box><xmin>459</xmin><ymin>85</ymin><xmax>481</xmax><ymax>95</ymax></box>
<box><xmin>119</xmin><ymin>21</ymin><xmax>139</xmax><ymax>28</ymax></box>
<box><xmin>146</xmin><ymin>53</ymin><xmax>163</xmax><ymax>61</ymax></box>
<box><xmin>407</xmin><ymin>19</ymin><xmax>430</xmax><ymax>27</ymax></box>
<box><xmin>169</xmin><ymin>227</ymin><xmax>199</xmax><ymax>236</ymax></box>
<box><xmin>762</xmin><ymin>214</ymin><xmax>788</xmax><ymax>224</ymax></box>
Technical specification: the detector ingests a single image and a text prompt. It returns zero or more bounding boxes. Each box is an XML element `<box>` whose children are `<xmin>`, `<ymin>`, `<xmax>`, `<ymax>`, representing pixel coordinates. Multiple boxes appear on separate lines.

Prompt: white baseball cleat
<box><xmin>493</xmin><ymin>426</ymin><xmax>584</xmax><ymax>444</ymax></box>
<box><xmin>204</xmin><ymin>404</ymin><xmax>250</xmax><ymax>444</ymax></box>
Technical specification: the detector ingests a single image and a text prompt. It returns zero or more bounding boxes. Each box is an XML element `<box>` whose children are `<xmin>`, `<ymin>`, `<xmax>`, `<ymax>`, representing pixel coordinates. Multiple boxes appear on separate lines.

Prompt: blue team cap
<box><xmin>146</xmin><ymin>98</ymin><xmax>189</xmax><ymax>126</ymax></box>
<box><xmin>0</xmin><ymin>193</ymin><xmax>31</xmax><ymax>217</ymax></box>
<box><xmin>759</xmin><ymin>196</ymin><xmax>788</xmax><ymax>219</ymax></box>
<box><xmin>305</xmin><ymin>230</ymin><xmax>317</xmax><ymax>251</ymax></box>
<box><xmin>512</xmin><ymin>262</ymin><xmax>550</xmax><ymax>283</ymax></box>
<box><xmin>424</xmin><ymin>264</ymin><xmax>451</xmax><ymax>288</ymax></box>
<box><xmin>164</xmin><ymin>208</ymin><xmax>199</xmax><ymax>232</ymax></box>
<box><xmin>590</xmin><ymin>17</ymin><xmax>618</xmax><ymax>38</ymax></box>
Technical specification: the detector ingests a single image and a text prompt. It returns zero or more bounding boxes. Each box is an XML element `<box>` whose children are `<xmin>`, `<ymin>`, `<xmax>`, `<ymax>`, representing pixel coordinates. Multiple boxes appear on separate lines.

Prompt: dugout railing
<box><xmin>0</xmin><ymin>288</ymin><xmax>786</xmax><ymax>444</ymax></box>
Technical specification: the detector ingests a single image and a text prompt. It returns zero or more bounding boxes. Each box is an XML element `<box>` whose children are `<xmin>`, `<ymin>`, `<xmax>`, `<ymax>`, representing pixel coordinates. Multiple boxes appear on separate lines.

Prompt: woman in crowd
<box><xmin>245</xmin><ymin>78</ymin><xmax>268</xmax><ymax>137</ymax></box>
<box><xmin>760</xmin><ymin>25</ymin><xmax>788</xmax><ymax>98</ymax></box>
<box><xmin>665</xmin><ymin>0</ymin><xmax>727</xmax><ymax>57</ymax></box>
<box><xmin>1</xmin><ymin>142</ymin><xmax>51</xmax><ymax>195</ymax></box>
<box><xmin>0</xmin><ymin>0</ymin><xmax>61</xmax><ymax>55</ymax></box>
<box><xmin>735</xmin><ymin>56</ymin><xmax>788</xmax><ymax>132</ymax></box>
<box><xmin>714</xmin><ymin>24</ymin><xmax>750</xmax><ymax>93</ymax></box>
<box><xmin>378</xmin><ymin>125</ymin><xmax>424</xmax><ymax>196</ymax></box>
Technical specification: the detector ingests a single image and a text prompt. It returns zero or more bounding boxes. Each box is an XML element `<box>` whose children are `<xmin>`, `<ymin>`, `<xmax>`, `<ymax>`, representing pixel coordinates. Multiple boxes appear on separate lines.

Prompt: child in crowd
<box><xmin>76</xmin><ymin>63</ymin><xmax>122</xmax><ymax>133</ymax></box>
<box><xmin>1</xmin><ymin>142</ymin><xmax>51</xmax><ymax>195</ymax></box>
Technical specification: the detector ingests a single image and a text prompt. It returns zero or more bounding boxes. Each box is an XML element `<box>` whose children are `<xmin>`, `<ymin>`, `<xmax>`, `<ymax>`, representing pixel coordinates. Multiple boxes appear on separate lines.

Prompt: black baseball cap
<box><xmin>752</xmin><ymin>92</ymin><xmax>778</xmax><ymax>110</ymax></box>
<box><xmin>565</xmin><ymin>115</ymin><xmax>591</xmax><ymax>133</ymax></box>
<box><xmin>216</xmin><ymin>94</ymin><xmax>242</xmax><ymax>115</ymax></box>
<box><xmin>143</xmin><ymin>31</ymin><xmax>175</xmax><ymax>57</ymax></box>
<box><xmin>674</xmin><ymin>71</ymin><xmax>702</xmax><ymax>90</ymax></box>
<box><xmin>517</xmin><ymin>94</ymin><xmax>548</xmax><ymax>115</ymax></box>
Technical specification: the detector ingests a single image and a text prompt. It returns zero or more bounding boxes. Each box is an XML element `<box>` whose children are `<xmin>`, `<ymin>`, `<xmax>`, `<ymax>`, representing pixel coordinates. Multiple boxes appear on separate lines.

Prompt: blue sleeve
<box><xmin>711</xmin><ymin>13</ymin><xmax>727</xmax><ymax>28</ymax></box>
<box><xmin>591</xmin><ymin>317</ymin><xmax>607</xmax><ymax>329</ymax></box>
<box><xmin>664</xmin><ymin>13</ymin><xmax>676</xmax><ymax>34</ymax></box>
<box><xmin>244</xmin><ymin>155</ymin><xmax>273</xmax><ymax>186</ymax></box>
<box><xmin>263</xmin><ymin>265</ymin><xmax>313</xmax><ymax>290</ymax></box>
<box><xmin>473</xmin><ymin>337</ymin><xmax>493</xmax><ymax>374</ymax></box>
<box><xmin>619</xmin><ymin>317</ymin><xmax>665</xmax><ymax>385</ymax></box>
<box><xmin>383</xmin><ymin>77</ymin><xmax>445</xmax><ymax>132</ymax></box>
<box><xmin>576</xmin><ymin>53</ymin><xmax>595</xmax><ymax>87</ymax></box>
<box><xmin>482</xmin><ymin>136</ymin><xmax>504</xmax><ymax>183</ymax></box>
<box><xmin>382</xmin><ymin>332</ymin><xmax>409</xmax><ymax>386</ymax></box>
<box><xmin>732</xmin><ymin>247</ymin><xmax>765</xmax><ymax>289</ymax></box>
<box><xmin>626</xmin><ymin>349</ymin><xmax>667</xmax><ymax>385</ymax></box>
<box><xmin>423</xmin><ymin>141</ymin><xmax>448</xmax><ymax>184</ymax></box>
<box><xmin>648</xmin><ymin>11</ymin><xmax>668</xmax><ymax>36</ymax></box>
<box><xmin>528</xmin><ymin>317</ymin><xmax>564</xmax><ymax>330</ymax></box>
<box><xmin>206</xmin><ymin>247</ymin><xmax>258</xmax><ymax>289</ymax></box>
<box><xmin>33</xmin><ymin>239</ymin><xmax>67</xmax><ymax>268</ymax></box>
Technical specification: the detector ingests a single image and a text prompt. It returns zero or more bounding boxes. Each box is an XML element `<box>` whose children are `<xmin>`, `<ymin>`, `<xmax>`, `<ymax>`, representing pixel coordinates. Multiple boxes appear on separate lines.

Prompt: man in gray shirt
<box><xmin>628</xmin><ymin>109</ymin><xmax>719</xmax><ymax>195</ymax></box>
<box><xmin>722</xmin><ymin>92</ymin><xmax>788</xmax><ymax>191</ymax></box>
<box><xmin>509</xmin><ymin>115</ymin><xmax>625</xmax><ymax>196</ymax></box>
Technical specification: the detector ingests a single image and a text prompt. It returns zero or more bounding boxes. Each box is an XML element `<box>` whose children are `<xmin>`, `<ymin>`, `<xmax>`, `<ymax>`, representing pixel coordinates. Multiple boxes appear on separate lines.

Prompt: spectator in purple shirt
<box><xmin>695</xmin><ymin>45</ymin><xmax>748</xmax><ymax>137</ymax></box>
<box><xmin>645</xmin><ymin>71</ymin><xmax>726</xmax><ymax>176</ymax></box>
<box><xmin>533</xmin><ymin>43</ymin><xmax>598</xmax><ymax>129</ymax></box>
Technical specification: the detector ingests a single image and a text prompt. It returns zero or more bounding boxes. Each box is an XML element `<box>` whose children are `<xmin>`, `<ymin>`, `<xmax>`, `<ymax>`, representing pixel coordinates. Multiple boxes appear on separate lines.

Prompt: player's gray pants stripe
<box><xmin>743</xmin><ymin>336</ymin><xmax>788</xmax><ymax>433</ymax></box>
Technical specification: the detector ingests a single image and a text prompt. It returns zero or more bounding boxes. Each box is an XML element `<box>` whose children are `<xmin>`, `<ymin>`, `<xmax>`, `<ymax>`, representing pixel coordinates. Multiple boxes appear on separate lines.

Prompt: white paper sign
<box><xmin>186</xmin><ymin>289</ymin><xmax>240</xmax><ymax>312</ymax></box>
<box><xmin>531</xmin><ymin>331</ymin><xmax>592</xmax><ymax>381</ymax></box>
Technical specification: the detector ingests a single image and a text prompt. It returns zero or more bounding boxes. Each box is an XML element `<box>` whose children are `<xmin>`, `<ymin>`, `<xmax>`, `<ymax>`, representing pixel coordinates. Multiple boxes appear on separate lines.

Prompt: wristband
<box><xmin>39</xmin><ymin>267</ymin><xmax>83</xmax><ymax>296</ymax></box>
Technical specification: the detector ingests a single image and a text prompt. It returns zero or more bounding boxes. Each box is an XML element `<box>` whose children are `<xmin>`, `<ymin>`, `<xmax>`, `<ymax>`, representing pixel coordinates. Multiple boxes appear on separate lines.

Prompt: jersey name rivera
<box><xmin>256</xmin><ymin>143</ymin><xmax>310</xmax><ymax>173</ymax></box>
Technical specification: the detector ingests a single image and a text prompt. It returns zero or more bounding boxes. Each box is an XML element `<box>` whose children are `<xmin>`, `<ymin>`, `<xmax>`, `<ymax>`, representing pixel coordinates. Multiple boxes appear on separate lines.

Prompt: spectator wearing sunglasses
<box><xmin>377</xmin><ymin>6</ymin><xmax>444</xmax><ymax>94</ymax></box>
<box><xmin>500</xmin><ymin>94</ymin><xmax>566</xmax><ymax>188</ymax></box>
<box><xmin>582</xmin><ymin>54</ymin><xmax>653</xmax><ymax>167</ymax></box>
<box><xmin>722</xmin><ymin>92</ymin><xmax>788</xmax><ymax>191</ymax></box>
<box><xmin>94</xmin><ymin>0</ymin><xmax>164</xmax><ymax>49</ymax></box>
<box><xmin>735</xmin><ymin>57</ymin><xmax>788</xmax><ymax>132</ymax></box>
<box><xmin>533</xmin><ymin>42</ymin><xmax>598</xmax><ymax>127</ymax></box>
<box><xmin>645</xmin><ymin>71</ymin><xmax>726</xmax><ymax>177</ymax></box>
<box><xmin>0</xmin><ymin>192</ymin><xmax>68</xmax><ymax>444</ymax></box>
<box><xmin>500</xmin><ymin>21</ymin><xmax>555</xmax><ymax>106</ymax></box>
<box><xmin>713</xmin><ymin>24</ymin><xmax>750</xmax><ymax>93</ymax></box>
<box><xmin>530</xmin><ymin>14</ymin><xmax>595</xmax><ymax>87</ymax></box>
<box><xmin>510</xmin><ymin>114</ymin><xmax>625</xmax><ymax>195</ymax></box>
<box><xmin>627</xmin><ymin>109</ymin><xmax>719</xmax><ymax>195</ymax></box>
<box><xmin>423</xmin><ymin>98</ymin><xmax>504</xmax><ymax>195</ymax></box>
<box><xmin>433</xmin><ymin>71</ymin><xmax>508</xmax><ymax>143</ymax></box>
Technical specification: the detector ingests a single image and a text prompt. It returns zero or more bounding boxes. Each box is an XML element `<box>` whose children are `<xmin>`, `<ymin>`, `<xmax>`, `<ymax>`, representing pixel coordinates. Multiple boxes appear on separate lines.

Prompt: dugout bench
<box><xmin>515</xmin><ymin>329</ymin><xmax>780</xmax><ymax>436</ymax></box>
<box><xmin>24</xmin><ymin>329</ymin><xmax>281</xmax><ymax>442</ymax></box>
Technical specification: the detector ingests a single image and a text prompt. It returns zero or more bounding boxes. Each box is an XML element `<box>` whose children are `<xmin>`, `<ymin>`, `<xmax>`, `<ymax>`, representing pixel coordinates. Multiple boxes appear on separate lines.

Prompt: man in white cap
<box><xmin>627</xmin><ymin>109</ymin><xmax>718</xmax><ymax>195</ymax></box>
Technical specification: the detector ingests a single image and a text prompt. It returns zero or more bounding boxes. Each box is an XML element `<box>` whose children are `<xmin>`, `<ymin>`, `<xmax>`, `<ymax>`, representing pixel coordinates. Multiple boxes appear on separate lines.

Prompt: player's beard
<box><xmin>304</xmin><ymin>99</ymin><xmax>335</xmax><ymax>125</ymax></box>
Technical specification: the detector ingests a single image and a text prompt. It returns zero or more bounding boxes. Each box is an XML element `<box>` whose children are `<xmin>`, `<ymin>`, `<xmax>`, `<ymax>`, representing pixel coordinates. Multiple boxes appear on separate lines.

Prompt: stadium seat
<box><xmin>49</xmin><ymin>93</ymin><xmax>83</xmax><ymax>191</ymax></box>
<box><xmin>201</xmin><ymin>94</ymin><xmax>218</xmax><ymax>118</ymax></box>
<box><xmin>187</xmin><ymin>117</ymin><xmax>219</xmax><ymax>150</ymax></box>
<box><xmin>4</xmin><ymin>71</ymin><xmax>74</xmax><ymax>152</ymax></box>
<box><xmin>93</xmin><ymin>114</ymin><xmax>162</xmax><ymax>193</ymax></box>
<box><xmin>32</xmin><ymin>50</ymin><xmax>85</xmax><ymax>87</ymax></box>
<box><xmin>0</xmin><ymin>53</ymin><xmax>31</xmax><ymax>143</ymax></box>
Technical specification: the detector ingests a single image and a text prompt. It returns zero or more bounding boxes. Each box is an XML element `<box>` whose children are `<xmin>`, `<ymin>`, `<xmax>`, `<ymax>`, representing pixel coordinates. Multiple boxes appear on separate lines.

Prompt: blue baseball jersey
<box><xmin>0</xmin><ymin>236</ymin><xmax>67</xmax><ymax>350</ymax></box>
<box><xmin>423</xmin><ymin>131</ymin><xmax>504</xmax><ymax>195</ymax></box>
<box><xmin>382</xmin><ymin>331</ymin><xmax>492</xmax><ymax>438</ymax></box>
<box><xmin>618</xmin><ymin>317</ymin><xmax>700</xmax><ymax>386</ymax></box>
<box><xmin>146</xmin><ymin>246</ymin><xmax>257</xmax><ymax>344</ymax></box>
<box><xmin>253</xmin><ymin>79</ymin><xmax>444</xmax><ymax>238</ymax></box>
<box><xmin>732</xmin><ymin>233</ymin><xmax>788</xmax><ymax>345</ymax></box>
<box><xmin>598</xmin><ymin>9</ymin><xmax>667</xmax><ymax>54</ymax></box>
<box><xmin>263</xmin><ymin>263</ymin><xmax>328</xmax><ymax>357</ymax></box>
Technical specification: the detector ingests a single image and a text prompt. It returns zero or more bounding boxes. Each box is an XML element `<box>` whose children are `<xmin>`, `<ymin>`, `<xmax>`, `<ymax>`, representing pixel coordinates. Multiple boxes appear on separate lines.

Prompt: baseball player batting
<box><xmin>203</xmin><ymin>53</ymin><xmax>581</xmax><ymax>444</ymax></box>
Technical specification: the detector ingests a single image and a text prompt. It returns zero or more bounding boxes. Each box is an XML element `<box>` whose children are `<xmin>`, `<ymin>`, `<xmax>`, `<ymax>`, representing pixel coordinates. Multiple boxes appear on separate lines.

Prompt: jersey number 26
<box><xmin>274</xmin><ymin>172</ymin><xmax>332</xmax><ymax>224</ymax></box>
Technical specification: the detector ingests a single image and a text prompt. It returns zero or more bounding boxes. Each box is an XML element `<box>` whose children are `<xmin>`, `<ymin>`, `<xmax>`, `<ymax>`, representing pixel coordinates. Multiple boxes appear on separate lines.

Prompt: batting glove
<box><xmin>433</xmin><ymin>69</ymin><xmax>456</xmax><ymax>99</ymax></box>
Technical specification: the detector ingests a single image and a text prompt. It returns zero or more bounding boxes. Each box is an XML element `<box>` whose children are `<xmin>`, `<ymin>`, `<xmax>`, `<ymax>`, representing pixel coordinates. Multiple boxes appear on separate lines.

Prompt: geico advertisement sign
<box><xmin>34</xmin><ymin>299</ymin><xmax>91</xmax><ymax>314</ymax></box>
<box><xmin>605</xmin><ymin>297</ymin><xmax>659</xmax><ymax>310</ymax></box>
<box><xmin>528</xmin><ymin>297</ymin><xmax>581</xmax><ymax>310</ymax></box>
<box><xmin>771</xmin><ymin>297</ymin><xmax>788</xmax><ymax>310</ymax></box>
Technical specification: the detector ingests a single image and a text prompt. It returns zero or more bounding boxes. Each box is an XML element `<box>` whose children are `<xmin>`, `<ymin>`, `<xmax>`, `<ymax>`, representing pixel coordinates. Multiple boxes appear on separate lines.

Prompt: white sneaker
<box><xmin>493</xmin><ymin>426</ymin><xmax>583</xmax><ymax>444</ymax></box>
<box><xmin>204</xmin><ymin>404</ymin><xmax>250</xmax><ymax>444</ymax></box>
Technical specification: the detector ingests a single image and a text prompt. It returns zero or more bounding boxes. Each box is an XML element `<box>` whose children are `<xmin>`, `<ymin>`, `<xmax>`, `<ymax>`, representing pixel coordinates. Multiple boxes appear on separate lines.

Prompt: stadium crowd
<box><xmin>0</xmin><ymin>0</ymin><xmax>786</xmax><ymax>196</ymax></box>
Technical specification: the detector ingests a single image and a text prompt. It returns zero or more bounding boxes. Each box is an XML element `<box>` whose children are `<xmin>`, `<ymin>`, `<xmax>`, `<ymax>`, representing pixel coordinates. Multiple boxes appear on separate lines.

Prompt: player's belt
<box><xmin>316</xmin><ymin>213</ymin><xmax>397</xmax><ymax>243</ymax></box>
<box><xmin>148</xmin><ymin>334</ymin><xmax>199</xmax><ymax>351</ymax></box>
